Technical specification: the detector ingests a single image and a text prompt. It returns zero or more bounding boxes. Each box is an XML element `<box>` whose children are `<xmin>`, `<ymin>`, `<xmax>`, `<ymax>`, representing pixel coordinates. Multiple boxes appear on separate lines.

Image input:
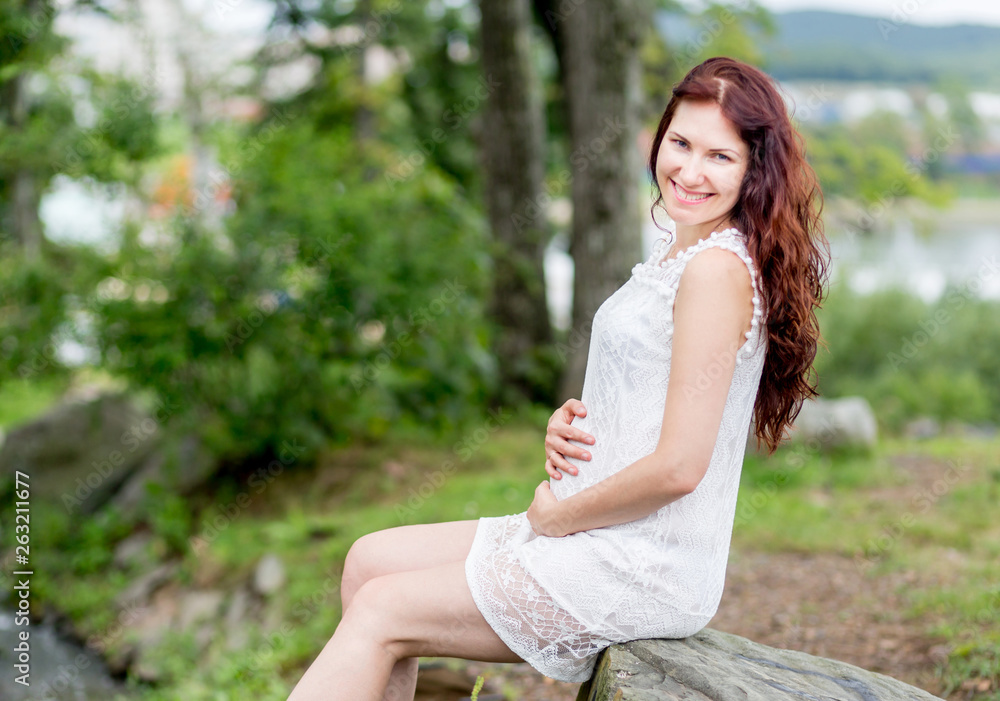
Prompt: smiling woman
<box><xmin>656</xmin><ymin>100</ymin><xmax>749</xmax><ymax>245</ymax></box>
<box><xmin>285</xmin><ymin>56</ymin><xmax>832</xmax><ymax>700</ymax></box>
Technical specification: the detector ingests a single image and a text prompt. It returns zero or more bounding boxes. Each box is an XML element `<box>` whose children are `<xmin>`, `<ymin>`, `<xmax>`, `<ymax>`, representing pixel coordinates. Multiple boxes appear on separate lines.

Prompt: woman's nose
<box><xmin>677</xmin><ymin>155</ymin><xmax>704</xmax><ymax>187</ymax></box>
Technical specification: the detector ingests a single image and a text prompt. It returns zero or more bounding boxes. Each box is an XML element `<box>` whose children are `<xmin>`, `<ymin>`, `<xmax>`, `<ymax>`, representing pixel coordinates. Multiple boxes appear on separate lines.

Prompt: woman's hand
<box><xmin>544</xmin><ymin>398</ymin><xmax>595</xmax><ymax>480</ymax></box>
<box><xmin>527</xmin><ymin>481</ymin><xmax>565</xmax><ymax>537</ymax></box>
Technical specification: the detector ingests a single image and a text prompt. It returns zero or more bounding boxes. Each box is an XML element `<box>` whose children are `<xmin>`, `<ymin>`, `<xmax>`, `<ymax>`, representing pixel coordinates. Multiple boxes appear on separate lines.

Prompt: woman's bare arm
<box><xmin>535</xmin><ymin>247</ymin><xmax>754</xmax><ymax>537</ymax></box>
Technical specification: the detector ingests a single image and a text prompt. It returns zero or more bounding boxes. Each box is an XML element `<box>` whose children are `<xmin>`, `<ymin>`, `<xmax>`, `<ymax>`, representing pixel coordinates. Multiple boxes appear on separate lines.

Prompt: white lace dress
<box><xmin>464</xmin><ymin>227</ymin><xmax>768</xmax><ymax>682</ymax></box>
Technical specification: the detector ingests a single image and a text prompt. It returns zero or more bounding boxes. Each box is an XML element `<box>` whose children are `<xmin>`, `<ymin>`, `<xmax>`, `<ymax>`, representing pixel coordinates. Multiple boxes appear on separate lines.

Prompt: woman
<box><xmin>286</xmin><ymin>56</ymin><xmax>830</xmax><ymax>700</ymax></box>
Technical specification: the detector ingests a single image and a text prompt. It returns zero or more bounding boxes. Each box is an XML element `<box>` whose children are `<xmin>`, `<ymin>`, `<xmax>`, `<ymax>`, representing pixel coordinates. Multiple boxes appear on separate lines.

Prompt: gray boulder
<box><xmin>0</xmin><ymin>389</ymin><xmax>215</xmax><ymax>518</ymax></box>
<box><xmin>788</xmin><ymin>396</ymin><xmax>878</xmax><ymax>450</ymax></box>
<box><xmin>0</xmin><ymin>392</ymin><xmax>157</xmax><ymax>513</ymax></box>
<box><xmin>577</xmin><ymin>627</ymin><xmax>943</xmax><ymax>700</ymax></box>
<box><xmin>109</xmin><ymin>432</ymin><xmax>214</xmax><ymax>515</ymax></box>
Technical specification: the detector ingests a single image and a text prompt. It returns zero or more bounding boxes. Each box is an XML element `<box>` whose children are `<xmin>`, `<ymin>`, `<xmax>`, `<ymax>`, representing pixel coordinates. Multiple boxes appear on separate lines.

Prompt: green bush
<box><xmin>88</xmin><ymin>117</ymin><xmax>499</xmax><ymax>467</ymax></box>
<box><xmin>815</xmin><ymin>278</ymin><xmax>1000</xmax><ymax>433</ymax></box>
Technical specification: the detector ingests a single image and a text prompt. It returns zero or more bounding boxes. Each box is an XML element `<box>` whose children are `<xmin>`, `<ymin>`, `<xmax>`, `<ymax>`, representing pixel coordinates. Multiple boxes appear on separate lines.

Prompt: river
<box><xmin>544</xmin><ymin>198</ymin><xmax>1000</xmax><ymax>330</ymax></box>
<box><xmin>0</xmin><ymin>608</ymin><xmax>132</xmax><ymax>700</ymax></box>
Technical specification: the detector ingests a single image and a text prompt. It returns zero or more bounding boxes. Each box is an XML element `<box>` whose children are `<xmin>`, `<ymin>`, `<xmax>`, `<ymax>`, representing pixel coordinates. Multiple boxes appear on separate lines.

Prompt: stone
<box><xmin>788</xmin><ymin>396</ymin><xmax>878</xmax><ymax>450</ymax></box>
<box><xmin>113</xmin><ymin>532</ymin><xmax>154</xmax><ymax>569</ymax></box>
<box><xmin>253</xmin><ymin>553</ymin><xmax>286</xmax><ymax>596</ymax></box>
<box><xmin>110</xmin><ymin>432</ymin><xmax>215</xmax><ymax>516</ymax></box>
<box><xmin>0</xmin><ymin>389</ymin><xmax>218</xmax><ymax>520</ymax></box>
<box><xmin>0</xmin><ymin>392</ymin><xmax>156</xmax><ymax>512</ymax></box>
<box><xmin>177</xmin><ymin>589</ymin><xmax>225</xmax><ymax>630</ymax></box>
<box><xmin>126</xmin><ymin>584</ymin><xmax>183</xmax><ymax>682</ymax></box>
<box><xmin>115</xmin><ymin>562</ymin><xmax>178</xmax><ymax>608</ymax></box>
<box><xmin>225</xmin><ymin>586</ymin><xmax>252</xmax><ymax>650</ymax></box>
<box><xmin>903</xmin><ymin>416</ymin><xmax>940</xmax><ymax>440</ymax></box>
<box><xmin>576</xmin><ymin>627</ymin><xmax>944</xmax><ymax>701</ymax></box>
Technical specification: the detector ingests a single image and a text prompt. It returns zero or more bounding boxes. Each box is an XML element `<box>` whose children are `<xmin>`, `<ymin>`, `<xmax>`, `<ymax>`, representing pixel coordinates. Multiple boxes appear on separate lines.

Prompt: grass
<box><xmin>7</xmin><ymin>393</ymin><xmax>999</xmax><ymax>699</ymax></box>
<box><xmin>0</xmin><ymin>374</ymin><xmax>70</xmax><ymax>428</ymax></box>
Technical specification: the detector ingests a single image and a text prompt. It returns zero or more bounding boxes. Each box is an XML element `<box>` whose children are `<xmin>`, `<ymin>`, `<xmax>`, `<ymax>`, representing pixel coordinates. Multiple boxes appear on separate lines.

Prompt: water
<box><xmin>544</xmin><ymin>203</ymin><xmax>1000</xmax><ymax>330</ymax></box>
<box><xmin>825</xmin><ymin>218</ymin><xmax>1000</xmax><ymax>302</ymax></box>
<box><xmin>0</xmin><ymin>608</ymin><xmax>132</xmax><ymax>701</ymax></box>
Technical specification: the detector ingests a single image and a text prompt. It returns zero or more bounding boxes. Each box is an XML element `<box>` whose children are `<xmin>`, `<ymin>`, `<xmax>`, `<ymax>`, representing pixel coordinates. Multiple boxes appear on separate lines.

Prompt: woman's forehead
<box><xmin>668</xmin><ymin>100</ymin><xmax>746</xmax><ymax>149</ymax></box>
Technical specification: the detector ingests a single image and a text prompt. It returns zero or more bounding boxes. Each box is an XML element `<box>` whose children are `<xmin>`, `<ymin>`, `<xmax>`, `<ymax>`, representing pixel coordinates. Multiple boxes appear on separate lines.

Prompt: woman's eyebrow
<box><xmin>667</xmin><ymin>130</ymin><xmax>741</xmax><ymax>156</ymax></box>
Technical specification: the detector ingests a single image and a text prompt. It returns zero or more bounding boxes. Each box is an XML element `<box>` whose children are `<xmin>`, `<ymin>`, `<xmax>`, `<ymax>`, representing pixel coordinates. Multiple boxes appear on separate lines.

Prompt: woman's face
<box><xmin>655</xmin><ymin>99</ymin><xmax>749</xmax><ymax>236</ymax></box>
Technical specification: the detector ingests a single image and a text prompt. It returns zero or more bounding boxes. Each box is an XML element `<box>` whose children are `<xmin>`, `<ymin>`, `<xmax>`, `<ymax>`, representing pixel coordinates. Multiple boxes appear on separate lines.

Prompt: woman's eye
<box><xmin>713</xmin><ymin>153</ymin><xmax>731</xmax><ymax>162</ymax></box>
<box><xmin>672</xmin><ymin>139</ymin><xmax>687</xmax><ymax>148</ymax></box>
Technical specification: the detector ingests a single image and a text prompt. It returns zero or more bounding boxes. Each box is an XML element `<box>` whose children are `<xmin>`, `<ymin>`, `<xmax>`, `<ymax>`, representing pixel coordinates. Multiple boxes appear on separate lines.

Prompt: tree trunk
<box><xmin>1</xmin><ymin>60</ymin><xmax>44</xmax><ymax>259</ymax></box>
<box><xmin>478</xmin><ymin>0</ymin><xmax>553</xmax><ymax>403</ymax></box>
<box><xmin>12</xmin><ymin>170</ymin><xmax>42</xmax><ymax>259</ymax></box>
<box><xmin>556</xmin><ymin>0</ymin><xmax>649</xmax><ymax>401</ymax></box>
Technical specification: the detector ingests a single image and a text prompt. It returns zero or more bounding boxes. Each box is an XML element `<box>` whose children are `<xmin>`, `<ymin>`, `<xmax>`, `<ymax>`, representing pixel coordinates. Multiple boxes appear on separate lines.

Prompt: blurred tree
<box><xmin>934</xmin><ymin>78</ymin><xmax>986</xmax><ymax>154</ymax></box>
<box><xmin>258</xmin><ymin>0</ymin><xmax>485</xmax><ymax>190</ymax></box>
<box><xmin>669</xmin><ymin>1</ymin><xmax>775</xmax><ymax>79</ymax></box>
<box><xmin>0</xmin><ymin>0</ymin><xmax>72</xmax><ymax>258</ymax></box>
<box><xmin>89</xmin><ymin>115</ymin><xmax>496</xmax><ymax>463</ymax></box>
<box><xmin>478</xmin><ymin>0</ymin><xmax>554</xmax><ymax>405</ymax></box>
<box><xmin>80</xmin><ymin>0</ymin><xmax>501</xmax><ymax>463</ymax></box>
<box><xmin>544</xmin><ymin>0</ymin><xmax>653</xmax><ymax>400</ymax></box>
<box><xmin>802</xmin><ymin>118</ymin><xmax>949</xmax><ymax>218</ymax></box>
<box><xmin>0</xmin><ymin>0</ymin><xmax>158</xmax><ymax>385</ymax></box>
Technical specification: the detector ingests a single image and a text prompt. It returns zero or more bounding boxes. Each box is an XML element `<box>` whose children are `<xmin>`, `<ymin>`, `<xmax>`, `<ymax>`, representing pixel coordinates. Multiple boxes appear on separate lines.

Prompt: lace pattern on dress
<box><xmin>465</xmin><ymin>227</ymin><xmax>767</xmax><ymax>682</ymax></box>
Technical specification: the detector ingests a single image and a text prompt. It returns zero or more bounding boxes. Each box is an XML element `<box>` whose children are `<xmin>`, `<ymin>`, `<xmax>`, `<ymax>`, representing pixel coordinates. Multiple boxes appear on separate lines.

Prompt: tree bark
<box><xmin>11</xmin><ymin>170</ymin><xmax>42</xmax><ymax>259</ymax></box>
<box><xmin>555</xmin><ymin>0</ymin><xmax>649</xmax><ymax>401</ymax></box>
<box><xmin>1</xmin><ymin>5</ymin><xmax>45</xmax><ymax>260</ymax></box>
<box><xmin>478</xmin><ymin>0</ymin><xmax>553</xmax><ymax>402</ymax></box>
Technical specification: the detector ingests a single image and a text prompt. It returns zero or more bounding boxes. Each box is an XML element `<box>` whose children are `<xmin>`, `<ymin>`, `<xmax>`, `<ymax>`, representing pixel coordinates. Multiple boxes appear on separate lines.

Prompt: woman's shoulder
<box><xmin>676</xmin><ymin>229</ymin><xmax>757</xmax><ymax>280</ymax></box>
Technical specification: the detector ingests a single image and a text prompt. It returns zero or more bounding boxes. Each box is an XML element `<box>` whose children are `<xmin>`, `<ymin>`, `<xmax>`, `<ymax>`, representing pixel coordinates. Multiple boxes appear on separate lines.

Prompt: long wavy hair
<box><xmin>648</xmin><ymin>56</ymin><xmax>831</xmax><ymax>455</ymax></box>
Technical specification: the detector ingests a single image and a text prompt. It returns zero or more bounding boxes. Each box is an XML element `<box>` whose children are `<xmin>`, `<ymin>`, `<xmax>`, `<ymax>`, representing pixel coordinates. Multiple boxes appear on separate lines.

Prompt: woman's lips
<box><xmin>671</xmin><ymin>179</ymin><xmax>714</xmax><ymax>205</ymax></box>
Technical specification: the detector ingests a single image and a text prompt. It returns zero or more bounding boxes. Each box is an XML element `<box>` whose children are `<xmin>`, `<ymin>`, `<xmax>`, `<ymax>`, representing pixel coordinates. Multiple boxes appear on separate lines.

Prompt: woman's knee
<box><xmin>340</xmin><ymin>532</ymin><xmax>377</xmax><ymax>611</ymax></box>
<box><xmin>340</xmin><ymin>575</ymin><xmax>402</xmax><ymax>653</ymax></box>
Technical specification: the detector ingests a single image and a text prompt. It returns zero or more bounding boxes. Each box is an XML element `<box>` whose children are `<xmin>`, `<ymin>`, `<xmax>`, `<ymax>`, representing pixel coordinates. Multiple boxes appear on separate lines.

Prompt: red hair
<box><xmin>648</xmin><ymin>56</ymin><xmax>831</xmax><ymax>455</ymax></box>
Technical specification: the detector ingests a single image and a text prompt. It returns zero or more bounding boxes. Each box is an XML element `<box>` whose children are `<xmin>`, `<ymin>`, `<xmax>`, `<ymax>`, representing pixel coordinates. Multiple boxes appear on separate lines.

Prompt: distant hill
<box><xmin>765</xmin><ymin>11</ymin><xmax>1000</xmax><ymax>85</ymax></box>
<box><xmin>657</xmin><ymin>10</ymin><xmax>1000</xmax><ymax>87</ymax></box>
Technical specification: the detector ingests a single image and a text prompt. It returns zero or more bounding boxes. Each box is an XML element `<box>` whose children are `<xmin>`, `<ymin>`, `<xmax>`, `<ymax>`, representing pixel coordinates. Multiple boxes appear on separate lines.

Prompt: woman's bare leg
<box><xmin>286</xmin><ymin>559</ymin><xmax>523</xmax><ymax>701</ymax></box>
<box><xmin>339</xmin><ymin>520</ymin><xmax>483</xmax><ymax>701</ymax></box>
<box><xmin>339</xmin><ymin>520</ymin><xmax>482</xmax><ymax>610</ymax></box>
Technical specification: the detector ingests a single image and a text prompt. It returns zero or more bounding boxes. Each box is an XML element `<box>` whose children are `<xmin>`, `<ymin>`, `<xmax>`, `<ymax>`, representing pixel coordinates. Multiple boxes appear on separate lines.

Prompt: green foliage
<box><xmin>143</xmin><ymin>483</ymin><xmax>194</xmax><ymax>555</ymax></box>
<box><xmin>25</xmin><ymin>502</ymin><xmax>133</xmax><ymax>577</ymax></box>
<box><xmin>803</xmin><ymin>114</ymin><xmax>948</xmax><ymax>207</ymax></box>
<box><xmin>658</xmin><ymin>1</ymin><xmax>775</xmax><ymax>84</ymax></box>
<box><xmin>692</xmin><ymin>2</ymin><xmax>775</xmax><ymax>68</ymax></box>
<box><xmin>89</xmin><ymin>111</ymin><xmax>498</xmax><ymax>465</ymax></box>
<box><xmin>814</xmin><ymin>279</ymin><xmax>1000</xmax><ymax>434</ymax></box>
<box><xmin>0</xmin><ymin>241</ymin><xmax>105</xmax><ymax>383</ymax></box>
<box><xmin>0</xmin><ymin>373</ymin><xmax>66</xmax><ymax>427</ymax></box>
<box><xmin>0</xmin><ymin>1</ymin><xmax>160</xmax><ymax>231</ymax></box>
<box><xmin>270</xmin><ymin>0</ymin><xmax>485</xmax><ymax>192</ymax></box>
<box><xmin>57</xmin><ymin>70</ymin><xmax>162</xmax><ymax>183</ymax></box>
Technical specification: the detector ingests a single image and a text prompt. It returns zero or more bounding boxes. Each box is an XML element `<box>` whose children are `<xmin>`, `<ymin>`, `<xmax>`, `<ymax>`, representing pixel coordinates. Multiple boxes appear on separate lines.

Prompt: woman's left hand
<box><xmin>527</xmin><ymin>481</ymin><xmax>566</xmax><ymax>537</ymax></box>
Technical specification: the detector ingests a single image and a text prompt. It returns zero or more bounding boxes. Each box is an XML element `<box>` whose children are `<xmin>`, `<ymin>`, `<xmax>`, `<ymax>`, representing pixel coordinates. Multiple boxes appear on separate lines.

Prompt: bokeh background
<box><xmin>1</xmin><ymin>0</ymin><xmax>998</xmax><ymax>699</ymax></box>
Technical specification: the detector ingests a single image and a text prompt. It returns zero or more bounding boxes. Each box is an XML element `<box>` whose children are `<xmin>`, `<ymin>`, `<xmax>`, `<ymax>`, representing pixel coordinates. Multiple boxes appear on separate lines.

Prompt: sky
<box><xmin>750</xmin><ymin>0</ymin><xmax>1000</xmax><ymax>26</ymax></box>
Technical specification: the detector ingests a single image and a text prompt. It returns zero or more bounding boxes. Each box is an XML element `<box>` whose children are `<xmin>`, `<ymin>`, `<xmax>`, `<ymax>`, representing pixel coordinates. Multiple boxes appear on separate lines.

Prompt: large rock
<box><xmin>788</xmin><ymin>396</ymin><xmax>878</xmax><ymax>450</ymax></box>
<box><xmin>109</xmin><ymin>432</ymin><xmax>214</xmax><ymax>515</ymax></box>
<box><xmin>0</xmin><ymin>389</ymin><xmax>215</xmax><ymax>518</ymax></box>
<box><xmin>576</xmin><ymin>627</ymin><xmax>943</xmax><ymax>701</ymax></box>
<box><xmin>0</xmin><ymin>392</ymin><xmax>156</xmax><ymax>512</ymax></box>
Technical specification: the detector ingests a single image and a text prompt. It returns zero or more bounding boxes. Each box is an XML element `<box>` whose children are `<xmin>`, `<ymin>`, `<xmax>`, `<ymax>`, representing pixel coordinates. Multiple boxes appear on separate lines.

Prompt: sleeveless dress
<box><xmin>464</xmin><ymin>227</ymin><xmax>768</xmax><ymax>682</ymax></box>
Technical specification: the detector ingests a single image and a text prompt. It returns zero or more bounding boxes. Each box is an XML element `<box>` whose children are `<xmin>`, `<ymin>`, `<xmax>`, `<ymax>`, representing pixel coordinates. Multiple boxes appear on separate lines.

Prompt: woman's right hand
<box><xmin>544</xmin><ymin>398</ymin><xmax>595</xmax><ymax>480</ymax></box>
